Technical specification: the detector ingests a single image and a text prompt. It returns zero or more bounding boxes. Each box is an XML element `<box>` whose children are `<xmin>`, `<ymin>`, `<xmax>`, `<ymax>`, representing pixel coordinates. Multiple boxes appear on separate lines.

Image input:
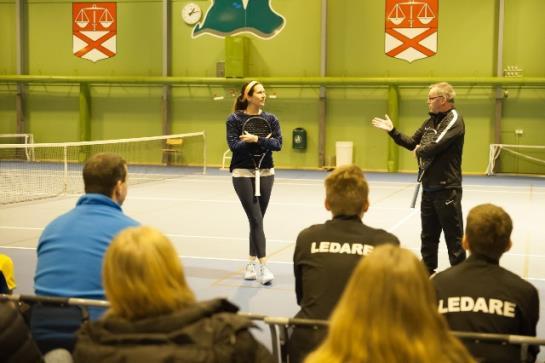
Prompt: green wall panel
<box><xmin>500</xmin><ymin>89</ymin><xmax>545</xmax><ymax>174</ymax></box>
<box><xmin>504</xmin><ymin>0</ymin><xmax>545</xmax><ymax>77</ymax></box>
<box><xmin>328</xmin><ymin>0</ymin><xmax>495</xmax><ymax>77</ymax></box>
<box><xmin>0</xmin><ymin>1</ymin><xmax>16</xmax><ymax>74</ymax></box>
<box><xmin>325</xmin><ymin>88</ymin><xmax>390</xmax><ymax>170</ymax></box>
<box><xmin>27</xmin><ymin>0</ymin><xmax>162</xmax><ymax>75</ymax></box>
<box><xmin>1</xmin><ymin>0</ymin><xmax>545</xmax><ymax>173</ymax></box>
<box><xmin>90</xmin><ymin>86</ymin><xmax>163</xmax><ymax>139</ymax></box>
<box><xmin>0</xmin><ymin>89</ymin><xmax>17</xmax><ymax>134</ymax></box>
<box><xmin>26</xmin><ymin>85</ymin><xmax>80</xmax><ymax>142</ymax></box>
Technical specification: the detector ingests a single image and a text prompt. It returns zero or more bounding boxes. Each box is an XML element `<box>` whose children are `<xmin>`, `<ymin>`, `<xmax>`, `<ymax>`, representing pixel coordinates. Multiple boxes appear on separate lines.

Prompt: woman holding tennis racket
<box><xmin>226</xmin><ymin>81</ymin><xmax>282</xmax><ymax>285</ymax></box>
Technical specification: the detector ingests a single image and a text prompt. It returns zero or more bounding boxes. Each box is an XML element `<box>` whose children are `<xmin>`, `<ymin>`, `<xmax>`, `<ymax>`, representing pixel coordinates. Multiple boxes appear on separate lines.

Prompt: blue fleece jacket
<box><xmin>34</xmin><ymin>193</ymin><xmax>139</xmax><ymax>318</ymax></box>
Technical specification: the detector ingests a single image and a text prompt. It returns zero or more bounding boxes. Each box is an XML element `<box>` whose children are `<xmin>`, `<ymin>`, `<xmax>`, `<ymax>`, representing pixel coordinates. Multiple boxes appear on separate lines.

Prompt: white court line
<box><xmin>120</xmin><ymin>196</ymin><xmax>414</xmax><ymax>210</ymax></box>
<box><xmin>0</xmin><ymin>226</ymin><xmax>43</xmax><ymax>231</ymax></box>
<box><xmin>0</xmin><ymin>227</ymin><xmax>294</xmax><ymax>245</ymax></box>
<box><xmin>136</xmin><ymin>178</ymin><xmax>545</xmax><ymax>195</ymax></box>
<box><xmin>1</xmin><ymin>232</ymin><xmax>544</xmax><ymax>258</ymax></box>
<box><xmin>181</xmin><ymin>255</ymin><xmax>294</xmax><ymax>265</ymax></box>
<box><xmin>0</xmin><ymin>246</ymin><xmax>37</xmax><ymax>250</ymax></box>
<box><xmin>167</xmin><ymin>233</ymin><xmax>293</xmax><ymax>244</ymax></box>
<box><xmin>2</xmin><ymin>247</ymin><xmax>545</xmax><ymax>275</ymax></box>
<box><xmin>157</xmin><ymin>175</ymin><xmax>545</xmax><ymax>189</ymax></box>
<box><xmin>387</xmin><ymin>208</ymin><xmax>419</xmax><ymax>233</ymax></box>
<box><xmin>0</xmin><ymin>246</ymin><xmax>295</xmax><ymax>265</ymax></box>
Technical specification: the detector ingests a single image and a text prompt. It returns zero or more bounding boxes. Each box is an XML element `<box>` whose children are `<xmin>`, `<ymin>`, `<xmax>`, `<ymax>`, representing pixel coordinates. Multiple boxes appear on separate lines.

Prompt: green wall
<box><xmin>1</xmin><ymin>0</ymin><xmax>545</xmax><ymax>174</ymax></box>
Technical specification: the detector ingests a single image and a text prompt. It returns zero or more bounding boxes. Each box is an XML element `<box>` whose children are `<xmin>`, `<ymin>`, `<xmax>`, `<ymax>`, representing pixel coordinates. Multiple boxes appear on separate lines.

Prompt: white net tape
<box><xmin>486</xmin><ymin>144</ymin><xmax>545</xmax><ymax>175</ymax></box>
<box><xmin>0</xmin><ymin>132</ymin><xmax>206</xmax><ymax>204</ymax></box>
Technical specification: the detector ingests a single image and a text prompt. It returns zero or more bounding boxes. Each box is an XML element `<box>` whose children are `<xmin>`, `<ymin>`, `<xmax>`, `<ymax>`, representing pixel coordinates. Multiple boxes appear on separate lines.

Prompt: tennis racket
<box><xmin>410</xmin><ymin>127</ymin><xmax>436</xmax><ymax>208</ymax></box>
<box><xmin>410</xmin><ymin>156</ymin><xmax>431</xmax><ymax>208</ymax></box>
<box><xmin>242</xmin><ymin>116</ymin><xmax>272</xmax><ymax>197</ymax></box>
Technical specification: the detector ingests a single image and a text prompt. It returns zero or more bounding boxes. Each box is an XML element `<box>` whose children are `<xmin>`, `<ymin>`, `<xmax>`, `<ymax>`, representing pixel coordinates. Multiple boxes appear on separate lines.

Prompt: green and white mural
<box><xmin>193</xmin><ymin>0</ymin><xmax>285</xmax><ymax>39</ymax></box>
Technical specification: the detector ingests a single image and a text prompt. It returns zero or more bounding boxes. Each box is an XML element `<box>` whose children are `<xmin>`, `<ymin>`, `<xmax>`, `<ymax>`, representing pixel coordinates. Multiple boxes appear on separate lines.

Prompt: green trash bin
<box><xmin>292</xmin><ymin>128</ymin><xmax>307</xmax><ymax>150</ymax></box>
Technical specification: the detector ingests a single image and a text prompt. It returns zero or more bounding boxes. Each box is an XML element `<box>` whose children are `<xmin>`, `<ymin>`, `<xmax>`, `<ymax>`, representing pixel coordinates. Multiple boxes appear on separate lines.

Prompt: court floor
<box><xmin>1</xmin><ymin>168</ymin><xmax>545</xmax><ymax>352</ymax></box>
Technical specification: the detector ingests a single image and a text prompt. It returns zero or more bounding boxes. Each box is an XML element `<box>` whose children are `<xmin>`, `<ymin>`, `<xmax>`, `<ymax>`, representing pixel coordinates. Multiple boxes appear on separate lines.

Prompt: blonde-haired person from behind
<box><xmin>73</xmin><ymin>226</ymin><xmax>274</xmax><ymax>363</ymax></box>
<box><xmin>305</xmin><ymin>244</ymin><xmax>475</xmax><ymax>363</ymax></box>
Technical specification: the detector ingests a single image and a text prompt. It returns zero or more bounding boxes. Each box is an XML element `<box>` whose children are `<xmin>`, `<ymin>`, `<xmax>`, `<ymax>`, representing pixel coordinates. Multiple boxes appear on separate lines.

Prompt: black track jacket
<box><xmin>432</xmin><ymin>254</ymin><xmax>540</xmax><ymax>363</ymax></box>
<box><xmin>388</xmin><ymin>108</ymin><xmax>464</xmax><ymax>191</ymax></box>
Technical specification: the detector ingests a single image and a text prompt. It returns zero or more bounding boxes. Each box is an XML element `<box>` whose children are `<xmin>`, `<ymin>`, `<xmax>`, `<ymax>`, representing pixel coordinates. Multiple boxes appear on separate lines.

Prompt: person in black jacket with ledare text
<box><xmin>372</xmin><ymin>82</ymin><xmax>466</xmax><ymax>274</ymax></box>
<box><xmin>289</xmin><ymin>165</ymin><xmax>400</xmax><ymax>363</ymax></box>
<box><xmin>432</xmin><ymin>203</ymin><xmax>539</xmax><ymax>363</ymax></box>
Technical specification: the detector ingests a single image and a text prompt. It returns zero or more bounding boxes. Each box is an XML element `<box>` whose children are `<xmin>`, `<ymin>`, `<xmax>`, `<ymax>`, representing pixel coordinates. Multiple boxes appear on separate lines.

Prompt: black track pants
<box><xmin>420</xmin><ymin>188</ymin><xmax>466</xmax><ymax>274</ymax></box>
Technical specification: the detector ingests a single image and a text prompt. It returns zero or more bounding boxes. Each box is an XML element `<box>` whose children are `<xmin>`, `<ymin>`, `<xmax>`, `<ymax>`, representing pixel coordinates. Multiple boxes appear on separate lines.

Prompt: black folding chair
<box><xmin>0</xmin><ymin>272</ymin><xmax>10</xmax><ymax>294</ymax></box>
<box><xmin>0</xmin><ymin>294</ymin><xmax>109</xmax><ymax>354</ymax></box>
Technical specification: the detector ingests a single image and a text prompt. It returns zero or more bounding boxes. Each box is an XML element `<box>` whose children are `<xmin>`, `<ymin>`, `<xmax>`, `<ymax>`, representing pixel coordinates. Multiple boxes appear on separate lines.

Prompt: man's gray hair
<box><xmin>430</xmin><ymin>82</ymin><xmax>456</xmax><ymax>103</ymax></box>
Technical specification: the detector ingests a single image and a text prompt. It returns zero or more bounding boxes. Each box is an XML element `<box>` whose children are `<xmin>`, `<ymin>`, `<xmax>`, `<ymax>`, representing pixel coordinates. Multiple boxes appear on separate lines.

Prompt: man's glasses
<box><xmin>427</xmin><ymin>96</ymin><xmax>443</xmax><ymax>101</ymax></box>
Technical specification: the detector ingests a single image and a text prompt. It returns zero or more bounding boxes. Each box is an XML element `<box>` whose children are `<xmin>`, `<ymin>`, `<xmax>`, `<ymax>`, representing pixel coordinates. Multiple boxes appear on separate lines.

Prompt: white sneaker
<box><xmin>260</xmin><ymin>265</ymin><xmax>274</xmax><ymax>285</ymax></box>
<box><xmin>244</xmin><ymin>263</ymin><xmax>257</xmax><ymax>280</ymax></box>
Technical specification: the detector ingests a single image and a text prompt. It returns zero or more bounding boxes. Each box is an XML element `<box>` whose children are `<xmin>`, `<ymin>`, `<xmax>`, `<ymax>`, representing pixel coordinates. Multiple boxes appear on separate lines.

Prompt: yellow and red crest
<box><xmin>385</xmin><ymin>0</ymin><xmax>438</xmax><ymax>63</ymax></box>
<box><xmin>72</xmin><ymin>3</ymin><xmax>117</xmax><ymax>62</ymax></box>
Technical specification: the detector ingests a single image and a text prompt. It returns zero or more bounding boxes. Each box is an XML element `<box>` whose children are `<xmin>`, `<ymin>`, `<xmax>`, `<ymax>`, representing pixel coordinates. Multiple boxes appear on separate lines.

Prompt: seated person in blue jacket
<box><xmin>432</xmin><ymin>203</ymin><xmax>540</xmax><ymax>363</ymax></box>
<box><xmin>33</xmin><ymin>152</ymin><xmax>139</xmax><ymax>353</ymax></box>
<box><xmin>289</xmin><ymin>165</ymin><xmax>400</xmax><ymax>363</ymax></box>
<box><xmin>73</xmin><ymin>226</ymin><xmax>274</xmax><ymax>363</ymax></box>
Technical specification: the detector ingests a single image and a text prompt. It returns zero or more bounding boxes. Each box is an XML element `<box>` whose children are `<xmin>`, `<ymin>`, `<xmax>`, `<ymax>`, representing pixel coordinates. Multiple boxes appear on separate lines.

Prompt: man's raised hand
<box><xmin>371</xmin><ymin>114</ymin><xmax>394</xmax><ymax>132</ymax></box>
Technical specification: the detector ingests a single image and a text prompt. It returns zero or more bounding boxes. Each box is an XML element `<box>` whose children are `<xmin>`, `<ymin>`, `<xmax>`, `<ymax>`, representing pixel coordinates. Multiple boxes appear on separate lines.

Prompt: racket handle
<box><xmin>255</xmin><ymin>169</ymin><xmax>261</xmax><ymax>197</ymax></box>
<box><xmin>410</xmin><ymin>183</ymin><xmax>421</xmax><ymax>209</ymax></box>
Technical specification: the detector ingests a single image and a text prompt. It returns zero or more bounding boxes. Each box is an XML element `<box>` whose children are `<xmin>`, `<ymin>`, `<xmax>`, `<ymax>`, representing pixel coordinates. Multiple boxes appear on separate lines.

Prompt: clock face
<box><xmin>182</xmin><ymin>3</ymin><xmax>202</xmax><ymax>25</ymax></box>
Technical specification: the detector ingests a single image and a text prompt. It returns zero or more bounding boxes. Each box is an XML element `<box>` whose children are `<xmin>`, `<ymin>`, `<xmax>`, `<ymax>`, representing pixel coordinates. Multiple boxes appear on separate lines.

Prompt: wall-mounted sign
<box><xmin>385</xmin><ymin>0</ymin><xmax>438</xmax><ymax>63</ymax></box>
<box><xmin>73</xmin><ymin>2</ymin><xmax>117</xmax><ymax>62</ymax></box>
<box><xmin>192</xmin><ymin>0</ymin><xmax>285</xmax><ymax>39</ymax></box>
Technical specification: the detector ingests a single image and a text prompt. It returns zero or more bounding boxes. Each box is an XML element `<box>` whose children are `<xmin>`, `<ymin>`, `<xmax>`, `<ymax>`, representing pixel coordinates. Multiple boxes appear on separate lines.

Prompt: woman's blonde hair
<box><xmin>305</xmin><ymin>245</ymin><xmax>474</xmax><ymax>363</ymax></box>
<box><xmin>103</xmin><ymin>226</ymin><xmax>196</xmax><ymax>321</ymax></box>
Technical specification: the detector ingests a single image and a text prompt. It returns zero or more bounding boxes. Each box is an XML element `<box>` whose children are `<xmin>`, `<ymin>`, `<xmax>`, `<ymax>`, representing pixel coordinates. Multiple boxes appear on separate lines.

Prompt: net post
<box><xmin>487</xmin><ymin>144</ymin><xmax>496</xmax><ymax>175</ymax></box>
<box><xmin>63</xmin><ymin>145</ymin><xmax>68</xmax><ymax>193</ymax></box>
<box><xmin>202</xmin><ymin>130</ymin><xmax>207</xmax><ymax>174</ymax></box>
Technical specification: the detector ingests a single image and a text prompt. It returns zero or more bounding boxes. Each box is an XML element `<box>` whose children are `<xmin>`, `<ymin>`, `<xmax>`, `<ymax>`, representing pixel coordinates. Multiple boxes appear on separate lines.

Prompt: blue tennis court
<box><xmin>1</xmin><ymin>168</ymin><xmax>545</xmax><ymax>354</ymax></box>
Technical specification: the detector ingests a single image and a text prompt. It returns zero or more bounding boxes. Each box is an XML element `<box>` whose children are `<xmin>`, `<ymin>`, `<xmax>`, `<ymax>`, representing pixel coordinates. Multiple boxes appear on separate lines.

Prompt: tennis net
<box><xmin>487</xmin><ymin>144</ymin><xmax>545</xmax><ymax>176</ymax></box>
<box><xmin>0</xmin><ymin>132</ymin><xmax>206</xmax><ymax>204</ymax></box>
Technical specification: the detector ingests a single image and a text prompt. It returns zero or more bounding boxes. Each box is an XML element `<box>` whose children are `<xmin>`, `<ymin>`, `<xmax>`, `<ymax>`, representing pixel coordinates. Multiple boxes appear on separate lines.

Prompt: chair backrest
<box><xmin>30</xmin><ymin>303</ymin><xmax>89</xmax><ymax>354</ymax></box>
<box><xmin>0</xmin><ymin>272</ymin><xmax>9</xmax><ymax>294</ymax></box>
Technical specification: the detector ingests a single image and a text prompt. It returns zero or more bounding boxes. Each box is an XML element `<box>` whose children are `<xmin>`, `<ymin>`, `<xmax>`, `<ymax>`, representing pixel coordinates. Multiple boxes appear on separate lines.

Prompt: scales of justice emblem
<box><xmin>384</xmin><ymin>0</ymin><xmax>438</xmax><ymax>63</ymax></box>
<box><xmin>72</xmin><ymin>3</ymin><xmax>117</xmax><ymax>62</ymax></box>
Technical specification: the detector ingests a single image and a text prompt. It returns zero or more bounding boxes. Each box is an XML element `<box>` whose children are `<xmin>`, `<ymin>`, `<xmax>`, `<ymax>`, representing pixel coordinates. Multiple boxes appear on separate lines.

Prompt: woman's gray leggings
<box><xmin>232</xmin><ymin>175</ymin><xmax>274</xmax><ymax>258</ymax></box>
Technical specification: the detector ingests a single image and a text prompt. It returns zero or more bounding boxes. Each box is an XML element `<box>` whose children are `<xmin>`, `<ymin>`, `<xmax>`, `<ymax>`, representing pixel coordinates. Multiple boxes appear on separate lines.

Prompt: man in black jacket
<box><xmin>289</xmin><ymin>165</ymin><xmax>400</xmax><ymax>363</ymax></box>
<box><xmin>372</xmin><ymin>82</ymin><xmax>465</xmax><ymax>274</ymax></box>
<box><xmin>432</xmin><ymin>204</ymin><xmax>539</xmax><ymax>363</ymax></box>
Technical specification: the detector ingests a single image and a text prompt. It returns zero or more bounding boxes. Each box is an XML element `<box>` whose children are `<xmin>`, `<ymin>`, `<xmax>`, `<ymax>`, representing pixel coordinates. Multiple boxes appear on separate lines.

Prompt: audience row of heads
<box><xmin>105</xmin><ymin>226</ymin><xmax>480</xmax><ymax>362</ymax></box>
<box><xmin>104</xmin><ymin>211</ymin><xmax>512</xmax><ymax>317</ymax></box>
